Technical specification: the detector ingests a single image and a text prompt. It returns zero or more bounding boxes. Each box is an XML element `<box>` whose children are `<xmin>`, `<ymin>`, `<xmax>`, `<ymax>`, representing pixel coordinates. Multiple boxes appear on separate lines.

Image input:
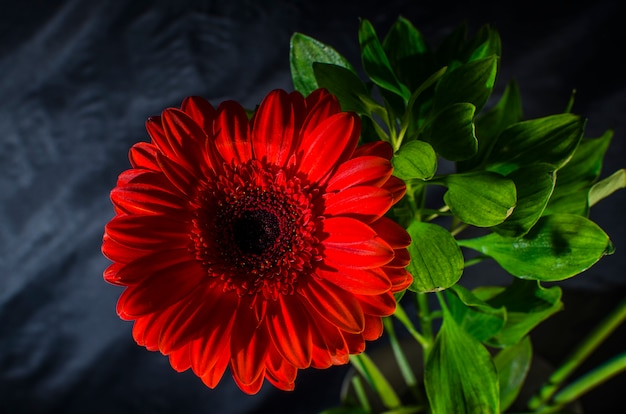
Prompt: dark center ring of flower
<box><xmin>191</xmin><ymin>162</ymin><xmax>321</xmax><ymax>298</ymax></box>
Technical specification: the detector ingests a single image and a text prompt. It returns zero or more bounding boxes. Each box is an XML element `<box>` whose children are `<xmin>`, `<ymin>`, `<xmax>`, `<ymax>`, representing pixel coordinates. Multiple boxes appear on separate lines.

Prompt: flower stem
<box><xmin>527</xmin><ymin>296</ymin><xmax>626</xmax><ymax>411</ymax></box>
<box><xmin>416</xmin><ymin>293</ymin><xmax>434</xmax><ymax>360</ymax></box>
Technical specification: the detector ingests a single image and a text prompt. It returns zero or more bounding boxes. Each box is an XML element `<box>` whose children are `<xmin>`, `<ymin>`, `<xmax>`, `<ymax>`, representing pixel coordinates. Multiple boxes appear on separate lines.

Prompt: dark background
<box><xmin>1</xmin><ymin>1</ymin><xmax>624</xmax><ymax>413</ymax></box>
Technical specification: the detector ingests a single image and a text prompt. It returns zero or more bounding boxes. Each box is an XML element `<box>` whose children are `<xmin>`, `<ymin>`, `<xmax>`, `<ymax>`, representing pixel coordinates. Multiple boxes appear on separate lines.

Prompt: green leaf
<box><xmin>465</xmin><ymin>25</ymin><xmax>502</xmax><ymax>62</ymax></box>
<box><xmin>425</xmin><ymin>302</ymin><xmax>500</xmax><ymax>414</ymax></box>
<box><xmin>493</xmin><ymin>164</ymin><xmax>556</xmax><ymax>237</ymax></box>
<box><xmin>391</xmin><ymin>140</ymin><xmax>437</xmax><ymax>180</ymax></box>
<box><xmin>359</xmin><ymin>19</ymin><xmax>411</xmax><ymax>101</ymax></box>
<box><xmin>545</xmin><ymin>130</ymin><xmax>613</xmax><ymax>215</ymax></box>
<box><xmin>382</xmin><ymin>16</ymin><xmax>432</xmax><ymax>92</ymax></box>
<box><xmin>447</xmin><ymin>284</ymin><xmax>506</xmax><ymax>342</ymax></box>
<box><xmin>432</xmin><ymin>55</ymin><xmax>498</xmax><ymax>114</ymax></box>
<box><xmin>441</xmin><ymin>171</ymin><xmax>517</xmax><ymax>227</ymax></box>
<box><xmin>475</xmin><ymin>279</ymin><xmax>563</xmax><ymax>347</ymax></box>
<box><xmin>458</xmin><ymin>214</ymin><xmax>614</xmax><ymax>281</ymax></box>
<box><xmin>422</xmin><ymin>102</ymin><xmax>478</xmax><ymax>161</ymax></box>
<box><xmin>313</xmin><ymin>63</ymin><xmax>372</xmax><ymax>114</ymax></box>
<box><xmin>494</xmin><ymin>336</ymin><xmax>533</xmax><ymax>411</ymax></box>
<box><xmin>407</xmin><ymin>222</ymin><xmax>464</xmax><ymax>292</ymax></box>
<box><xmin>458</xmin><ymin>80</ymin><xmax>523</xmax><ymax>172</ymax></box>
<box><xmin>589</xmin><ymin>168</ymin><xmax>626</xmax><ymax>207</ymax></box>
<box><xmin>289</xmin><ymin>32</ymin><xmax>354</xmax><ymax>96</ymax></box>
<box><xmin>485</xmin><ymin>114</ymin><xmax>585</xmax><ymax>175</ymax></box>
<box><xmin>349</xmin><ymin>353</ymin><xmax>401</xmax><ymax>410</ymax></box>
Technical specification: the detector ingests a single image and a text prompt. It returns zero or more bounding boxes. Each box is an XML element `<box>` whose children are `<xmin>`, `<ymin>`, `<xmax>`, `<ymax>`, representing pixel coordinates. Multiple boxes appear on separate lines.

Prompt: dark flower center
<box><xmin>232</xmin><ymin>209</ymin><xmax>280</xmax><ymax>255</ymax></box>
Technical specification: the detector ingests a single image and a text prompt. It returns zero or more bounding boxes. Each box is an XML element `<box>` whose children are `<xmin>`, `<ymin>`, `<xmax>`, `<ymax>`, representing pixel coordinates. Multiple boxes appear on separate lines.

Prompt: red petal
<box><xmin>267</xmin><ymin>296</ymin><xmax>312</xmax><ymax>368</ymax></box>
<box><xmin>168</xmin><ymin>345</ymin><xmax>192</xmax><ymax>372</ymax></box>
<box><xmin>324</xmin><ymin>186</ymin><xmax>394</xmax><ymax>222</ymax></box>
<box><xmin>233</xmin><ymin>368</ymin><xmax>266</xmax><ymax>395</ymax></box>
<box><xmin>309</xmin><ymin>314</ymin><xmax>349</xmax><ymax>368</ymax></box>
<box><xmin>115</xmin><ymin>256</ymin><xmax>204</xmax><ymax>317</ymax></box>
<box><xmin>110</xmin><ymin>247</ymin><xmax>193</xmax><ymax>285</ymax></box>
<box><xmin>265</xmin><ymin>347</ymin><xmax>297</xmax><ymax>391</ymax></box>
<box><xmin>326</xmin><ymin>156</ymin><xmax>393</xmax><ymax>192</ymax></box>
<box><xmin>369</xmin><ymin>217</ymin><xmax>411</xmax><ymax>248</ymax></box>
<box><xmin>382</xmin><ymin>175</ymin><xmax>407</xmax><ymax>203</ymax></box>
<box><xmin>129</xmin><ymin>142</ymin><xmax>160</xmax><ymax>171</ymax></box>
<box><xmin>102</xmin><ymin>235</ymin><xmax>149</xmax><ymax>265</ymax></box>
<box><xmin>297</xmin><ymin>112</ymin><xmax>360</xmax><ymax>185</ymax></box>
<box><xmin>159</xmin><ymin>288</ymin><xmax>238</xmax><ymax>355</ymax></box>
<box><xmin>230</xmin><ymin>300</ymin><xmax>271</xmax><ymax>386</ymax></box>
<box><xmin>386</xmin><ymin>248</ymin><xmax>411</xmax><ymax>268</ymax></box>
<box><xmin>251</xmin><ymin>89</ymin><xmax>297</xmax><ymax>167</ymax></box>
<box><xmin>362</xmin><ymin>315</ymin><xmax>384</xmax><ymax>341</ymax></box>
<box><xmin>181</xmin><ymin>96</ymin><xmax>217</xmax><ymax>133</ymax></box>
<box><xmin>299</xmin><ymin>276</ymin><xmax>364</xmax><ymax>334</ymax></box>
<box><xmin>355</xmin><ymin>291</ymin><xmax>397</xmax><ymax>317</ymax></box>
<box><xmin>214</xmin><ymin>100</ymin><xmax>252</xmax><ymax>165</ymax></box>
<box><xmin>110</xmin><ymin>173</ymin><xmax>186</xmax><ymax>216</ymax></box>
<box><xmin>316</xmin><ymin>266</ymin><xmax>391</xmax><ymax>295</ymax></box>
<box><xmin>190</xmin><ymin>307</ymin><xmax>236</xmax><ymax>378</ymax></box>
<box><xmin>161</xmin><ymin>108</ymin><xmax>212</xmax><ymax>175</ymax></box>
<box><xmin>353</xmin><ymin>141</ymin><xmax>394</xmax><ymax>159</ymax></box>
<box><xmin>301</xmin><ymin>89</ymin><xmax>342</xmax><ymax>138</ymax></box>
<box><xmin>320</xmin><ymin>217</ymin><xmax>395</xmax><ymax>268</ymax></box>
<box><xmin>104</xmin><ymin>214</ymin><xmax>189</xmax><ymax>251</ymax></box>
<box><xmin>198</xmin><ymin>345</ymin><xmax>231</xmax><ymax>389</ymax></box>
<box><xmin>385</xmin><ymin>266</ymin><xmax>413</xmax><ymax>292</ymax></box>
<box><xmin>132</xmin><ymin>309</ymin><xmax>174</xmax><ymax>351</ymax></box>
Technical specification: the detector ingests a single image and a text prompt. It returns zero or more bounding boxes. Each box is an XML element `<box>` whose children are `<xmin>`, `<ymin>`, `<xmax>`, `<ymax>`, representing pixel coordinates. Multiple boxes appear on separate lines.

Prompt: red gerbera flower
<box><xmin>102</xmin><ymin>88</ymin><xmax>412</xmax><ymax>394</ymax></box>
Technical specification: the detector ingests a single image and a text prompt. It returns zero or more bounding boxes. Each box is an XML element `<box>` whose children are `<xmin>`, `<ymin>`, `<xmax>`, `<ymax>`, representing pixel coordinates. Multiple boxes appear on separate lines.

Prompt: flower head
<box><xmin>102</xmin><ymin>88</ymin><xmax>412</xmax><ymax>394</ymax></box>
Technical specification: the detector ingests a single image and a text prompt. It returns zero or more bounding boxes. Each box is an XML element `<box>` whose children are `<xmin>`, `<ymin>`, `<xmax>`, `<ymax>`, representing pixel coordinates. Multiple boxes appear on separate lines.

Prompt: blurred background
<box><xmin>1</xmin><ymin>0</ymin><xmax>624</xmax><ymax>413</ymax></box>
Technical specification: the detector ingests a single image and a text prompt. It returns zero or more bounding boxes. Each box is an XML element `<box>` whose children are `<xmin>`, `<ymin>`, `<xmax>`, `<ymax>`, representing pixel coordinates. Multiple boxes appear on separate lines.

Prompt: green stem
<box><xmin>528</xmin><ymin>296</ymin><xmax>626</xmax><ymax>411</ymax></box>
<box><xmin>384</xmin><ymin>318</ymin><xmax>421</xmax><ymax>403</ymax></box>
<box><xmin>416</xmin><ymin>293</ymin><xmax>434</xmax><ymax>360</ymax></box>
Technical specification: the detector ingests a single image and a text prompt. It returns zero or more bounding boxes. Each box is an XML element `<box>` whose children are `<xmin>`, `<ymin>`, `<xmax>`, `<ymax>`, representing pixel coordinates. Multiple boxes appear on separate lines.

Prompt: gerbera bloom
<box><xmin>102</xmin><ymin>88</ymin><xmax>412</xmax><ymax>394</ymax></box>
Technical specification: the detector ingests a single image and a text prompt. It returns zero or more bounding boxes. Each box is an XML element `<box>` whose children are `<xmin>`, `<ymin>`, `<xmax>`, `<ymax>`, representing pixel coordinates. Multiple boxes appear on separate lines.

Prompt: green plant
<box><xmin>290</xmin><ymin>17</ymin><xmax>626</xmax><ymax>413</ymax></box>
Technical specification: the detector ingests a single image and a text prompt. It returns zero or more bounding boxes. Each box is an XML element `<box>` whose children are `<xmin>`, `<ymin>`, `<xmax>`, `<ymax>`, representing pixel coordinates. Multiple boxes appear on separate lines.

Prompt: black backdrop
<box><xmin>1</xmin><ymin>1</ymin><xmax>624</xmax><ymax>413</ymax></box>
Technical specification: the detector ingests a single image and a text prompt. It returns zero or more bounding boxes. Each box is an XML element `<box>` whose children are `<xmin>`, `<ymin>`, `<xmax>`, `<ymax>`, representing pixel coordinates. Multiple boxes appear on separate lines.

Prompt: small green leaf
<box><xmin>494</xmin><ymin>336</ymin><xmax>533</xmax><ymax>411</ymax></box>
<box><xmin>494</xmin><ymin>164</ymin><xmax>556</xmax><ymax>237</ymax></box>
<box><xmin>289</xmin><ymin>33</ymin><xmax>354</xmax><ymax>96</ymax></box>
<box><xmin>589</xmin><ymin>168</ymin><xmax>626</xmax><ymax>207</ymax></box>
<box><xmin>458</xmin><ymin>80</ymin><xmax>523</xmax><ymax>172</ymax></box>
<box><xmin>313</xmin><ymin>63</ymin><xmax>372</xmax><ymax>114</ymax></box>
<box><xmin>447</xmin><ymin>284</ymin><xmax>506</xmax><ymax>342</ymax></box>
<box><xmin>407</xmin><ymin>222</ymin><xmax>464</xmax><ymax>292</ymax></box>
<box><xmin>465</xmin><ymin>25</ymin><xmax>502</xmax><ymax>62</ymax></box>
<box><xmin>422</xmin><ymin>102</ymin><xmax>478</xmax><ymax>161</ymax></box>
<box><xmin>458</xmin><ymin>214</ymin><xmax>614</xmax><ymax>281</ymax></box>
<box><xmin>442</xmin><ymin>171</ymin><xmax>517</xmax><ymax>227</ymax></box>
<box><xmin>475</xmin><ymin>279</ymin><xmax>563</xmax><ymax>347</ymax></box>
<box><xmin>546</xmin><ymin>130</ymin><xmax>613</xmax><ymax>215</ymax></box>
<box><xmin>432</xmin><ymin>55</ymin><xmax>498</xmax><ymax>114</ymax></box>
<box><xmin>382</xmin><ymin>16</ymin><xmax>432</xmax><ymax>92</ymax></box>
<box><xmin>359</xmin><ymin>19</ymin><xmax>411</xmax><ymax>101</ymax></box>
<box><xmin>391</xmin><ymin>140</ymin><xmax>437</xmax><ymax>180</ymax></box>
<box><xmin>485</xmin><ymin>114</ymin><xmax>585</xmax><ymax>175</ymax></box>
<box><xmin>425</xmin><ymin>302</ymin><xmax>500</xmax><ymax>414</ymax></box>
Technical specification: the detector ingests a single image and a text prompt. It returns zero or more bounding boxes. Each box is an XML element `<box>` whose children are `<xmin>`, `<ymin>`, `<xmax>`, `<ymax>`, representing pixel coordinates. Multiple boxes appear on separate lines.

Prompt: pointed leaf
<box><xmin>494</xmin><ymin>336</ymin><xmax>533</xmax><ymax>411</ymax></box>
<box><xmin>422</xmin><ymin>102</ymin><xmax>478</xmax><ymax>161</ymax></box>
<box><xmin>313</xmin><ymin>63</ymin><xmax>372</xmax><ymax>115</ymax></box>
<box><xmin>382</xmin><ymin>16</ymin><xmax>432</xmax><ymax>92</ymax></box>
<box><xmin>432</xmin><ymin>55</ymin><xmax>498</xmax><ymax>114</ymax></box>
<box><xmin>546</xmin><ymin>130</ymin><xmax>613</xmax><ymax>215</ymax></box>
<box><xmin>494</xmin><ymin>164</ymin><xmax>556</xmax><ymax>237</ymax></box>
<box><xmin>391</xmin><ymin>140</ymin><xmax>437</xmax><ymax>180</ymax></box>
<box><xmin>425</xmin><ymin>304</ymin><xmax>500</xmax><ymax>414</ymax></box>
<box><xmin>290</xmin><ymin>33</ymin><xmax>355</xmax><ymax>95</ymax></box>
<box><xmin>475</xmin><ymin>279</ymin><xmax>563</xmax><ymax>347</ymax></box>
<box><xmin>349</xmin><ymin>353</ymin><xmax>402</xmax><ymax>410</ymax></box>
<box><xmin>447</xmin><ymin>284</ymin><xmax>506</xmax><ymax>342</ymax></box>
<box><xmin>442</xmin><ymin>171</ymin><xmax>517</xmax><ymax>227</ymax></box>
<box><xmin>359</xmin><ymin>19</ymin><xmax>410</xmax><ymax>100</ymax></box>
<box><xmin>458</xmin><ymin>214</ymin><xmax>614</xmax><ymax>281</ymax></box>
<box><xmin>486</xmin><ymin>114</ymin><xmax>585</xmax><ymax>175</ymax></box>
<box><xmin>406</xmin><ymin>222</ymin><xmax>464</xmax><ymax>292</ymax></box>
<box><xmin>589</xmin><ymin>168</ymin><xmax>626</xmax><ymax>207</ymax></box>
